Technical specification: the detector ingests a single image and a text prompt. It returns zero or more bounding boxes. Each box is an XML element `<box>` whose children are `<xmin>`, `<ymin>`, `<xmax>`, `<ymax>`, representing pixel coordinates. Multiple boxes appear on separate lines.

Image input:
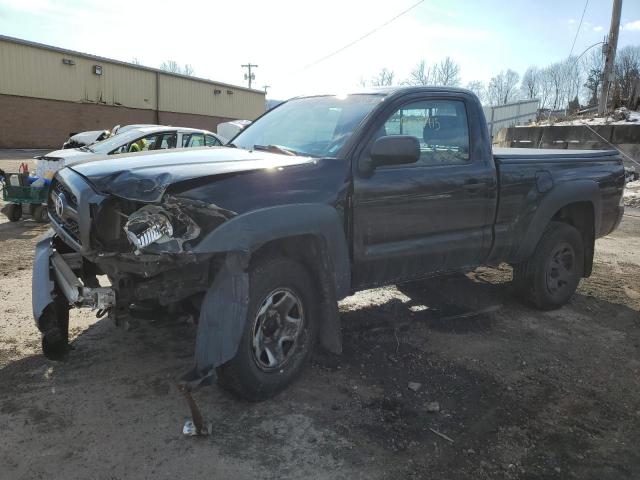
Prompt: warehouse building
<box><xmin>0</xmin><ymin>35</ymin><xmax>265</xmax><ymax>148</ymax></box>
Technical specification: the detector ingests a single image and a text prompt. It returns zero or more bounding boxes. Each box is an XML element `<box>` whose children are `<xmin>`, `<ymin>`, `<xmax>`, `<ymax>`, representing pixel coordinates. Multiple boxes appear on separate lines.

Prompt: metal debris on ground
<box><xmin>408</xmin><ymin>382</ymin><xmax>422</xmax><ymax>392</ymax></box>
<box><xmin>429</xmin><ymin>427</ymin><xmax>454</xmax><ymax>443</ymax></box>
<box><xmin>425</xmin><ymin>401</ymin><xmax>440</xmax><ymax>413</ymax></box>
<box><xmin>183</xmin><ymin>419</ymin><xmax>212</xmax><ymax>436</ymax></box>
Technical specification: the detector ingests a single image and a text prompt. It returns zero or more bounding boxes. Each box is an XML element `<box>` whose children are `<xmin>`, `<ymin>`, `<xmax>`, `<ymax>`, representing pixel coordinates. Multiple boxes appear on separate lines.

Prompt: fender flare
<box><xmin>191</xmin><ymin>204</ymin><xmax>350</xmax><ymax>375</ymax></box>
<box><xmin>192</xmin><ymin>203</ymin><xmax>351</xmax><ymax>298</ymax></box>
<box><xmin>514</xmin><ymin>180</ymin><xmax>601</xmax><ymax>262</ymax></box>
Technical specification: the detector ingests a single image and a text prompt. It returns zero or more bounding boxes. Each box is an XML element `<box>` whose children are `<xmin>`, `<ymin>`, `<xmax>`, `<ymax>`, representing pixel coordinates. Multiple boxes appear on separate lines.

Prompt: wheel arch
<box><xmin>514</xmin><ymin>180</ymin><xmax>601</xmax><ymax>275</ymax></box>
<box><xmin>192</xmin><ymin>204</ymin><xmax>349</xmax><ymax>370</ymax></box>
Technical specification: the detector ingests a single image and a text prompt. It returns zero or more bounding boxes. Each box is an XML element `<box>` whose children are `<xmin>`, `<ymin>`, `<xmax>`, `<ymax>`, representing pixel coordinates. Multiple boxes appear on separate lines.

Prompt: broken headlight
<box><xmin>123</xmin><ymin>205</ymin><xmax>201</xmax><ymax>252</ymax></box>
<box><xmin>124</xmin><ymin>206</ymin><xmax>174</xmax><ymax>249</ymax></box>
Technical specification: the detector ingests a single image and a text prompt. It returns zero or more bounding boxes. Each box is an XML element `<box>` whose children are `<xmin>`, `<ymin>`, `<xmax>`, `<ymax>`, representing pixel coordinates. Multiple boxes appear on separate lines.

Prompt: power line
<box><xmin>300</xmin><ymin>0</ymin><xmax>426</xmax><ymax>72</ymax></box>
<box><xmin>569</xmin><ymin>0</ymin><xmax>590</xmax><ymax>58</ymax></box>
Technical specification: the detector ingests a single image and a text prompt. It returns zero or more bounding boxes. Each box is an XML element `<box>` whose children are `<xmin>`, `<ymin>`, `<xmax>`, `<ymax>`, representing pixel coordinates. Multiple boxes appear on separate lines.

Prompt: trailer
<box><xmin>1</xmin><ymin>172</ymin><xmax>50</xmax><ymax>223</ymax></box>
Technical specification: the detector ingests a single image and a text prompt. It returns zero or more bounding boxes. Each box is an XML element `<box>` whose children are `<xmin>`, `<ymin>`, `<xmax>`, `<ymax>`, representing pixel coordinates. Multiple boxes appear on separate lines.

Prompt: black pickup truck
<box><xmin>33</xmin><ymin>87</ymin><xmax>626</xmax><ymax>400</ymax></box>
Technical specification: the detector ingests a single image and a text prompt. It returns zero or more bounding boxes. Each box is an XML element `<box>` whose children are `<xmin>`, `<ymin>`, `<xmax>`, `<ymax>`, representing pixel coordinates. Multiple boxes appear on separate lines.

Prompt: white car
<box><xmin>61</xmin><ymin>124</ymin><xmax>158</xmax><ymax>149</ymax></box>
<box><xmin>40</xmin><ymin>126</ymin><xmax>225</xmax><ymax>168</ymax></box>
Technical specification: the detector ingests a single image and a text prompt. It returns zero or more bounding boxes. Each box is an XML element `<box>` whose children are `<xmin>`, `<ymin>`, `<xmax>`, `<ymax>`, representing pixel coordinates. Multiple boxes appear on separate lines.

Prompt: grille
<box><xmin>48</xmin><ymin>178</ymin><xmax>82</xmax><ymax>246</ymax></box>
<box><xmin>51</xmin><ymin>179</ymin><xmax>78</xmax><ymax>208</ymax></box>
<box><xmin>49</xmin><ymin>206</ymin><xmax>81</xmax><ymax>244</ymax></box>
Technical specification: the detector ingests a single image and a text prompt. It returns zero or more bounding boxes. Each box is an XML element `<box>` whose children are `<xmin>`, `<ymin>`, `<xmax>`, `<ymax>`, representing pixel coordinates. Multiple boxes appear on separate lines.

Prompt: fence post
<box><xmin>490</xmin><ymin>106</ymin><xmax>495</xmax><ymax>138</ymax></box>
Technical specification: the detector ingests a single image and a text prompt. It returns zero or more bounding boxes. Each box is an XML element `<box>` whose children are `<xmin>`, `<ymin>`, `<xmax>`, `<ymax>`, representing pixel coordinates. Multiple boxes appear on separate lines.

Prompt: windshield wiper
<box><xmin>252</xmin><ymin>144</ymin><xmax>299</xmax><ymax>156</ymax></box>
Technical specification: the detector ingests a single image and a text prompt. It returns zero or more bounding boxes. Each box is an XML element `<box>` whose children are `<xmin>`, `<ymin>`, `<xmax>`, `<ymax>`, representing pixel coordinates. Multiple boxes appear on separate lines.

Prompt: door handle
<box><xmin>462</xmin><ymin>180</ymin><xmax>485</xmax><ymax>194</ymax></box>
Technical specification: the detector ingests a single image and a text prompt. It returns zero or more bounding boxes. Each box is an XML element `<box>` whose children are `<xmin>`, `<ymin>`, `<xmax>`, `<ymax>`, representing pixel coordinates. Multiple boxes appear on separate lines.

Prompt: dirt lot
<box><xmin>1</xmin><ymin>152</ymin><xmax>640</xmax><ymax>479</ymax></box>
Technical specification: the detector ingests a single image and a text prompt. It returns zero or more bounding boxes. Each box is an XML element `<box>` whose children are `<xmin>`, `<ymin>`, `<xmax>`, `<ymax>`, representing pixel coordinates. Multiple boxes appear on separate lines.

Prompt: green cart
<box><xmin>1</xmin><ymin>174</ymin><xmax>51</xmax><ymax>223</ymax></box>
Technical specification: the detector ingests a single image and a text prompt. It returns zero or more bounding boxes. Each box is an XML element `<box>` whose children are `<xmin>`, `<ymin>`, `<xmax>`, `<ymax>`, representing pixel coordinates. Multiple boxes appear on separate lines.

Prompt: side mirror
<box><xmin>370</xmin><ymin>135</ymin><xmax>420</xmax><ymax>168</ymax></box>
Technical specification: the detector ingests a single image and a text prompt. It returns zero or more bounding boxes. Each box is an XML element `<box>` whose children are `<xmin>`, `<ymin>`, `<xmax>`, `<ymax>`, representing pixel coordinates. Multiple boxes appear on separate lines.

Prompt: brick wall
<box><xmin>0</xmin><ymin>94</ymin><xmax>234</xmax><ymax>148</ymax></box>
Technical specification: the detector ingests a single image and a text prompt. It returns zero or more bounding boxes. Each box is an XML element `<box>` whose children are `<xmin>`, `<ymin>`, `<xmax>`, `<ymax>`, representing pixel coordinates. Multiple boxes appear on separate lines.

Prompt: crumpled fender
<box><xmin>190</xmin><ymin>204</ymin><xmax>350</xmax><ymax>376</ymax></box>
<box><xmin>32</xmin><ymin>229</ymin><xmax>55</xmax><ymax>326</ymax></box>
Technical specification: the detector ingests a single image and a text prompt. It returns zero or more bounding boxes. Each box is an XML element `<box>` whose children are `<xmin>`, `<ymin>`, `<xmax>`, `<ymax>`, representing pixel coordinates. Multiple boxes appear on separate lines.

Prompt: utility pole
<box><xmin>241</xmin><ymin>63</ymin><xmax>258</xmax><ymax>89</ymax></box>
<box><xmin>598</xmin><ymin>0</ymin><xmax>623</xmax><ymax>114</ymax></box>
<box><xmin>262</xmin><ymin>85</ymin><xmax>270</xmax><ymax>95</ymax></box>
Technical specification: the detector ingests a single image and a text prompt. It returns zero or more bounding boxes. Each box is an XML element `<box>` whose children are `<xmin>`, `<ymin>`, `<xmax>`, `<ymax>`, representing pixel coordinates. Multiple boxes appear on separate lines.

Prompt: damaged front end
<box><xmin>33</xmin><ymin>167</ymin><xmax>236</xmax><ymax>356</ymax></box>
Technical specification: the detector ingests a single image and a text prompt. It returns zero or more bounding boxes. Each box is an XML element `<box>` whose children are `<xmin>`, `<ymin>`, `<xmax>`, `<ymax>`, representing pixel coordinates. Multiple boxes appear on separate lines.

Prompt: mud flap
<box><xmin>32</xmin><ymin>230</ymin><xmax>71</xmax><ymax>358</ymax></box>
<box><xmin>177</xmin><ymin>253</ymin><xmax>249</xmax><ymax>434</ymax></box>
<box><xmin>193</xmin><ymin>252</ymin><xmax>250</xmax><ymax>378</ymax></box>
<box><xmin>32</xmin><ymin>230</ymin><xmax>55</xmax><ymax>324</ymax></box>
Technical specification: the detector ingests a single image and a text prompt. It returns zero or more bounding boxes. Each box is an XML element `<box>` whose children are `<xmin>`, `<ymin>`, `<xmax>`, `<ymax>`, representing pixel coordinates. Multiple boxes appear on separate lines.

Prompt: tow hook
<box><xmin>177</xmin><ymin>367</ymin><xmax>215</xmax><ymax>436</ymax></box>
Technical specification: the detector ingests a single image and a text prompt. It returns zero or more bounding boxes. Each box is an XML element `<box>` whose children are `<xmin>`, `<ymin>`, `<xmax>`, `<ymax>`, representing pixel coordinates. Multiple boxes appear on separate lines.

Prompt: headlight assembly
<box><xmin>123</xmin><ymin>205</ymin><xmax>200</xmax><ymax>252</ymax></box>
<box><xmin>124</xmin><ymin>207</ymin><xmax>174</xmax><ymax>249</ymax></box>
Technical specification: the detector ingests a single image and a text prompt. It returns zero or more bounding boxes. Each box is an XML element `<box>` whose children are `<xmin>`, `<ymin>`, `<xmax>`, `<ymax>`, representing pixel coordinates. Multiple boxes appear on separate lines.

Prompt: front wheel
<box><xmin>513</xmin><ymin>221</ymin><xmax>584</xmax><ymax>310</ymax></box>
<box><xmin>216</xmin><ymin>256</ymin><xmax>319</xmax><ymax>401</ymax></box>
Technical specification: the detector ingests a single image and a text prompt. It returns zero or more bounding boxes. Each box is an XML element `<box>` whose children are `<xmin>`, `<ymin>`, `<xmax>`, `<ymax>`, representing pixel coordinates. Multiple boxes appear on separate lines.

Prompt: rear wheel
<box><xmin>513</xmin><ymin>221</ymin><xmax>584</xmax><ymax>310</ymax></box>
<box><xmin>4</xmin><ymin>203</ymin><xmax>22</xmax><ymax>222</ymax></box>
<box><xmin>216</xmin><ymin>256</ymin><xmax>319</xmax><ymax>401</ymax></box>
<box><xmin>33</xmin><ymin>205</ymin><xmax>49</xmax><ymax>223</ymax></box>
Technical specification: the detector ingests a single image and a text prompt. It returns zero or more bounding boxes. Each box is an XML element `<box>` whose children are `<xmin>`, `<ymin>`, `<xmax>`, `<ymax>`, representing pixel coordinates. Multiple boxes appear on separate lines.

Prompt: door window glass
<box><xmin>205</xmin><ymin>134</ymin><xmax>222</xmax><ymax>146</ymax></box>
<box><xmin>381</xmin><ymin>100</ymin><xmax>470</xmax><ymax>166</ymax></box>
<box><xmin>182</xmin><ymin>133</ymin><xmax>205</xmax><ymax>147</ymax></box>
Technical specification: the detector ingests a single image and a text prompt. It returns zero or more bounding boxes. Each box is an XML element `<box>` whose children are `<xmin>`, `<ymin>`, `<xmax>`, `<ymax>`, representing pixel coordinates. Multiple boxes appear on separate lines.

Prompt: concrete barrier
<box><xmin>494</xmin><ymin>124</ymin><xmax>640</xmax><ymax>168</ymax></box>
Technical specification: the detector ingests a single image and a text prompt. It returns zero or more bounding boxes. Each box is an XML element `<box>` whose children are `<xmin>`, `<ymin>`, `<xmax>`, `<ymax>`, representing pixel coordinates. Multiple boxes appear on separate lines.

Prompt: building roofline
<box><xmin>0</xmin><ymin>34</ymin><xmax>265</xmax><ymax>96</ymax></box>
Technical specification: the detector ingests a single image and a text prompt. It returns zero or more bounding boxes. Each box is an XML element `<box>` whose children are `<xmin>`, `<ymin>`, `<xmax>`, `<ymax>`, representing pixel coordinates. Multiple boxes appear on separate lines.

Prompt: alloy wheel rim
<box><xmin>545</xmin><ymin>242</ymin><xmax>575</xmax><ymax>297</ymax></box>
<box><xmin>251</xmin><ymin>288</ymin><xmax>304</xmax><ymax>371</ymax></box>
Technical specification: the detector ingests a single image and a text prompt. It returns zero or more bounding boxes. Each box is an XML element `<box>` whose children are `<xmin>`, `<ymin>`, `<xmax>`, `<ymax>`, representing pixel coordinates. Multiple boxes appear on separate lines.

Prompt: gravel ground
<box><xmin>0</xmin><ymin>150</ymin><xmax>639</xmax><ymax>479</ymax></box>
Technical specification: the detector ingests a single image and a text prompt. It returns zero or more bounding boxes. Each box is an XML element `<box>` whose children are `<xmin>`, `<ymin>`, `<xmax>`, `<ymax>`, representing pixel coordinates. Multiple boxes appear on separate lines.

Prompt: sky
<box><xmin>0</xmin><ymin>0</ymin><xmax>639</xmax><ymax>99</ymax></box>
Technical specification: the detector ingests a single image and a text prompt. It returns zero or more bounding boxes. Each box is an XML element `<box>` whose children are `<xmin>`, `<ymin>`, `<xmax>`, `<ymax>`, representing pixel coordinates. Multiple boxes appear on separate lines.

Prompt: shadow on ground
<box><xmin>2</xmin><ymin>273</ymin><xmax>639</xmax><ymax>479</ymax></box>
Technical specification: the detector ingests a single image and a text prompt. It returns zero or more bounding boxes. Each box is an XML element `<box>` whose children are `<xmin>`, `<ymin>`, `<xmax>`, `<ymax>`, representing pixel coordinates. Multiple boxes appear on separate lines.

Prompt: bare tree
<box><xmin>372</xmin><ymin>68</ymin><xmax>395</xmax><ymax>87</ymax></box>
<box><xmin>582</xmin><ymin>49</ymin><xmax>604</xmax><ymax>107</ymax></box>
<box><xmin>435</xmin><ymin>56</ymin><xmax>461</xmax><ymax>87</ymax></box>
<box><xmin>406</xmin><ymin>60</ymin><xmax>435</xmax><ymax>86</ymax></box>
<box><xmin>160</xmin><ymin>60</ymin><xmax>195</xmax><ymax>76</ymax></box>
<box><xmin>466</xmin><ymin>80</ymin><xmax>485</xmax><ymax>103</ymax></box>
<box><xmin>613</xmin><ymin>45</ymin><xmax>640</xmax><ymax>108</ymax></box>
<box><xmin>160</xmin><ymin>60</ymin><xmax>181</xmax><ymax>73</ymax></box>
<box><xmin>537</xmin><ymin>67</ymin><xmax>554</xmax><ymax>109</ymax></box>
<box><xmin>563</xmin><ymin>56</ymin><xmax>583</xmax><ymax>110</ymax></box>
<box><xmin>487</xmin><ymin>69</ymin><xmax>520</xmax><ymax>105</ymax></box>
<box><xmin>521</xmin><ymin>67</ymin><xmax>541</xmax><ymax>100</ymax></box>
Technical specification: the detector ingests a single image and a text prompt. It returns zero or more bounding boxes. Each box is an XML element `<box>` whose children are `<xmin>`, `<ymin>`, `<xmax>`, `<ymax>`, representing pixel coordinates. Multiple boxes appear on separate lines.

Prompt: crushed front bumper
<box><xmin>32</xmin><ymin>230</ymin><xmax>116</xmax><ymax>332</ymax></box>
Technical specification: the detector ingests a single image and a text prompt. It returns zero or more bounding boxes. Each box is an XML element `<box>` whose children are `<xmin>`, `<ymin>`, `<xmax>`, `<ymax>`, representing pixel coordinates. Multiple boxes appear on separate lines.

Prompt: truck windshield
<box><xmin>231</xmin><ymin>94</ymin><xmax>384</xmax><ymax>157</ymax></box>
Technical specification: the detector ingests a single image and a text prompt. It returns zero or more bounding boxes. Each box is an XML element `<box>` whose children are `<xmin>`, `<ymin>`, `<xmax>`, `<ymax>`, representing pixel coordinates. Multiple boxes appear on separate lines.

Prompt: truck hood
<box><xmin>69</xmin><ymin>147</ymin><xmax>317</xmax><ymax>202</ymax></box>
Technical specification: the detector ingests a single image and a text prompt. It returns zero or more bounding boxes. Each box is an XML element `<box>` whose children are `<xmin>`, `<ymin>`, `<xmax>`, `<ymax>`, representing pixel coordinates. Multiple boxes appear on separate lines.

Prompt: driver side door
<box><xmin>352</xmin><ymin>95</ymin><xmax>495</xmax><ymax>288</ymax></box>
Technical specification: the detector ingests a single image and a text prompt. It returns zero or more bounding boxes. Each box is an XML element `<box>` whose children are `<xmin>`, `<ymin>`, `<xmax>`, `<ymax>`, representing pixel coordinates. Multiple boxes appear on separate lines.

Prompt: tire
<box><xmin>216</xmin><ymin>256</ymin><xmax>319</xmax><ymax>401</ymax></box>
<box><xmin>513</xmin><ymin>221</ymin><xmax>584</xmax><ymax>310</ymax></box>
<box><xmin>4</xmin><ymin>203</ymin><xmax>22</xmax><ymax>222</ymax></box>
<box><xmin>33</xmin><ymin>205</ymin><xmax>49</xmax><ymax>223</ymax></box>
